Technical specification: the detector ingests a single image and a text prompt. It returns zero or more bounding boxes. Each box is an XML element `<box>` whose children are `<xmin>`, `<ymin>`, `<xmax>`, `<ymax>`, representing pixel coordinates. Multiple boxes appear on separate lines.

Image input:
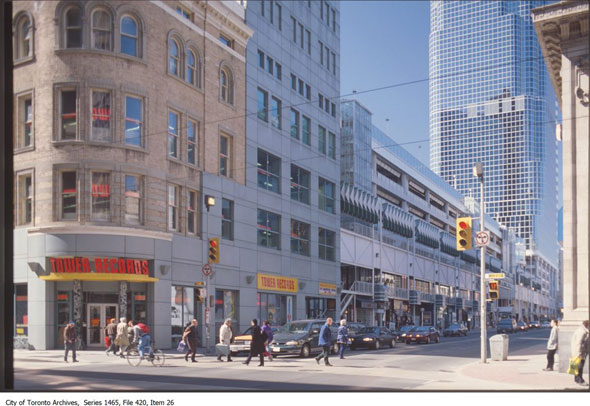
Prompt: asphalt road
<box><xmin>14</xmin><ymin>327</ymin><xmax>551</xmax><ymax>391</ymax></box>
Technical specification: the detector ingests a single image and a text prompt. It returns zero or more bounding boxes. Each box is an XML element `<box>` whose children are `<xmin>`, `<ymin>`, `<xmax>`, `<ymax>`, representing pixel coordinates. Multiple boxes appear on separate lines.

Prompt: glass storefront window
<box><xmin>56</xmin><ymin>291</ymin><xmax>71</xmax><ymax>345</ymax></box>
<box><xmin>215</xmin><ymin>289</ymin><xmax>239</xmax><ymax>339</ymax></box>
<box><xmin>257</xmin><ymin>293</ymin><xmax>287</xmax><ymax>327</ymax></box>
<box><xmin>171</xmin><ymin>286</ymin><xmax>195</xmax><ymax>347</ymax></box>
<box><xmin>305</xmin><ymin>297</ymin><xmax>336</xmax><ymax>320</ymax></box>
<box><xmin>14</xmin><ymin>284</ymin><xmax>28</xmax><ymax>337</ymax></box>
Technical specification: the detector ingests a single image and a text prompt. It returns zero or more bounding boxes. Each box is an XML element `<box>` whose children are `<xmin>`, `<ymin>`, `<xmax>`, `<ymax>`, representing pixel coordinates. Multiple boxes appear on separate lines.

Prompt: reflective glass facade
<box><xmin>429</xmin><ymin>1</ymin><xmax>559</xmax><ymax>265</ymax></box>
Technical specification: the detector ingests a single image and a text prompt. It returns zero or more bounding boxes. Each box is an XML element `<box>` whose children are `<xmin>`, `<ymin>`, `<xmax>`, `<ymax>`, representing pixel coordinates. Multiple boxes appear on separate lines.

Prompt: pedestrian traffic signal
<box><xmin>208</xmin><ymin>237</ymin><xmax>219</xmax><ymax>264</ymax></box>
<box><xmin>456</xmin><ymin>217</ymin><xmax>472</xmax><ymax>251</ymax></box>
<box><xmin>488</xmin><ymin>280</ymin><xmax>499</xmax><ymax>300</ymax></box>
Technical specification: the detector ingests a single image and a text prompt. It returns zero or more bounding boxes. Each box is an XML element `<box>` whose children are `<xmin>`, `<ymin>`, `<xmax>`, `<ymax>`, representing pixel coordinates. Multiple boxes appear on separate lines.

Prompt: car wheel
<box><xmin>390</xmin><ymin>339</ymin><xmax>396</xmax><ymax>348</ymax></box>
<box><xmin>427</xmin><ymin>337</ymin><xmax>431</xmax><ymax>344</ymax></box>
<box><xmin>300</xmin><ymin>343</ymin><xmax>311</xmax><ymax>358</ymax></box>
<box><xmin>374</xmin><ymin>340</ymin><xmax>381</xmax><ymax>350</ymax></box>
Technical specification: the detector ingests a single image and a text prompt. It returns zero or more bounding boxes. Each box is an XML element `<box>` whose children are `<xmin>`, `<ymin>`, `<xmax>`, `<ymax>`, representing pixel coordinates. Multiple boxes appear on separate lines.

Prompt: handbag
<box><xmin>567</xmin><ymin>357</ymin><xmax>581</xmax><ymax>375</ymax></box>
<box><xmin>215</xmin><ymin>343</ymin><xmax>230</xmax><ymax>356</ymax></box>
<box><xmin>105</xmin><ymin>336</ymin><xmax>111</xmax><ymax>348</ymax></box>
<box><xmin>177</xmin><ymin>340</ymin><xmax>186</xmax><ymax>352</ymax></box>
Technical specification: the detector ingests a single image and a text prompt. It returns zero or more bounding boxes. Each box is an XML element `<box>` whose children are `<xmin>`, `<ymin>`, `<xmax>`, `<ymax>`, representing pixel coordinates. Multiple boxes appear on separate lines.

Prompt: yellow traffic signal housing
<box><xmin>456</xmin><ymin>217</ymin><xmax>473</xmax><ymax>251</ymax></box>
<box><xmin>208</xmin><ymin>237</ymin><xmax>220</xmax><ymax>264</ymax></box>
<box><xmin>488</xmin><ymin>280</ymin><xmax>499</xmax><ymax>300</ymax></box>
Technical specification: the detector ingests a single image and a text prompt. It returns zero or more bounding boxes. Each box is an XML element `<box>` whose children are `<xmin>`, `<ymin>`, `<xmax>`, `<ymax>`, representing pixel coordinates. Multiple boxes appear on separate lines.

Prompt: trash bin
<box><xmin>489</xmin><ymin>334</ymin><xmax>509</xmax><ymax>361</ymax></box>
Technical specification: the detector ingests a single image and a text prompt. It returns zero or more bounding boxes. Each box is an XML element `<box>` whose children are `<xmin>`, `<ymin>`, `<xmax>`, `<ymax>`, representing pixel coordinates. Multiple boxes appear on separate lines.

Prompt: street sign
<box><xmin>475</xmin><ymin>231</ymin><xmax>490</xmax><ymax>246</ymax></box>
<box><xmin>485</xmin><ymin>273</ymin><xmax>506</xmax><ymax>279</ymax></box>
<box><xmin>202</xmin><ymin>264</ymin><xmax>212</xmax><ymax>277</ymax></box>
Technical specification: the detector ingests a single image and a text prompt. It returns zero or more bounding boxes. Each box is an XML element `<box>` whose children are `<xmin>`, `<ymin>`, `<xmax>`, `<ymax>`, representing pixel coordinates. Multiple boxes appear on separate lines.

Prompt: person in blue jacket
<box><xmin>337</xmin><ymin>319</ymin><xmax>349</xmax><ymax>359</ymax></box>
<box><xmin>315</xmin><ymin>317</ymin><xmax>333</xmax><ymax>366</ymax></box>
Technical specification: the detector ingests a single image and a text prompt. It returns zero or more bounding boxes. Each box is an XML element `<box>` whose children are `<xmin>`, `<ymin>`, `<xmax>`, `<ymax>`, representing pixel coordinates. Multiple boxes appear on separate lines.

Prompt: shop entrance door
<box><xmin>87</xmin><ymin>303</ymin><xmax>118</xmax><ymax>348</ymax></box>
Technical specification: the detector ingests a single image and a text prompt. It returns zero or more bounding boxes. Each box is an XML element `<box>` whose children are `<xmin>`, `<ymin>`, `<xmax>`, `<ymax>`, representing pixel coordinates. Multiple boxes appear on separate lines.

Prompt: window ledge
<box><xmin>13</xmin><ymin>55</ymin><xmax>35</xmax><ymax>67</ymax></box>
<box><xmin>167</xmin><ymin>72</ymin><xmax>204</xmax><ymax>94</ymax></box>
<box><xmin>28</xmin><ymin>224</ymin><xmax>173</xmax><ymax>241</ymax></box>
<box><xmin>51</xmin><ymin>140</ymin><xmax>149</xmax><ymax>153</ymax></box>
<box><xmin>14</xmin><ymin>145</ymin><xmax>35</xmax><ymax>154</ymax></box>
<box><xmin>55</xmin><ymin>48</ymin><xmax>147</xmax><ymax>66</ymax></box>
<box><xmin>167</xmin><ymin>157</ymin><xmax>201</xmax><ymax>171</ymax></box>
<box><xmin>219</xmin><ymin>99</ymin><xmax>236</xmax><ymax>110</ymax></box>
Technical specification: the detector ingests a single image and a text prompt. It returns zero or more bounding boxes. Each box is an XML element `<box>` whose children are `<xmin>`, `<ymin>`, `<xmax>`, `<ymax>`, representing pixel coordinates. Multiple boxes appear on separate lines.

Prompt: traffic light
<box><xmin>456</xmin><ymin>217</ymin><xmax>472</xmax><ymax>251</ymax></box>
<box><xmin>208</xmin><ymin>237</ymin><xmax>219</xmax><ymax>264</ymax></box>
<box><xmin>488</xmin><ymin>280</ymin><xmax>499</xmax><ymax>300</ymax></box>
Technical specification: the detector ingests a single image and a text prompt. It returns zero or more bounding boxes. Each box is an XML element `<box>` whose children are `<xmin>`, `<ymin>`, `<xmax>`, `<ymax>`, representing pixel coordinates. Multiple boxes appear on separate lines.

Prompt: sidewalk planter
<box><xmin>489</xmin><ymin>334</ymin><xmax>509</xmax><ymax>361</ymax></box>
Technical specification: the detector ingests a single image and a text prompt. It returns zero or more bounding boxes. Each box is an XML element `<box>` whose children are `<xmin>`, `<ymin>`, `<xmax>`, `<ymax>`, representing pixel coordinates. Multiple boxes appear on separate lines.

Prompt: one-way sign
<box><xmin>475</xmin><ymin>231</ymin><xmax>490</xmax><ymax>246</ymax></box>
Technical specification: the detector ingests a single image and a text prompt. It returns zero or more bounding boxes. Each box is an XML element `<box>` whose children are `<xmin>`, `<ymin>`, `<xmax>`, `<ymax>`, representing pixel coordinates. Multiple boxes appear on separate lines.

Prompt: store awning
<box><xmin>40</xmin><ymin>273</ymin><xmax>159</xmax><ymax>282</ymax></box>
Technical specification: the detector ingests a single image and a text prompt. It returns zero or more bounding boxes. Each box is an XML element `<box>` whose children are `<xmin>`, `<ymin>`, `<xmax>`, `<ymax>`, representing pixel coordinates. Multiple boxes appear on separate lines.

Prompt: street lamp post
<box><xmin>473</xmin><ymin>162</ymin><xmax>486</xmax><ymax>363</ymax></box>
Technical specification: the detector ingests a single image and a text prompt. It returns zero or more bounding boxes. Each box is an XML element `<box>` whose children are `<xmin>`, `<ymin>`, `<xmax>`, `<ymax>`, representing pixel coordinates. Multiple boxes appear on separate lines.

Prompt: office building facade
<box><xmin>429</xmin><ymin>1</ymin><xmax>561</xmax><ymax>318</ymax></box>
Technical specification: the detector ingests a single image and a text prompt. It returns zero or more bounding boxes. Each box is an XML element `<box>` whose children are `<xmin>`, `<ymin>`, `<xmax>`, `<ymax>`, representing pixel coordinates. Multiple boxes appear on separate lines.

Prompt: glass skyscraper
<box><xmin>429</xmin><ymin>1</ymin><xmax>559</xmax><ymax>273</ymax></box>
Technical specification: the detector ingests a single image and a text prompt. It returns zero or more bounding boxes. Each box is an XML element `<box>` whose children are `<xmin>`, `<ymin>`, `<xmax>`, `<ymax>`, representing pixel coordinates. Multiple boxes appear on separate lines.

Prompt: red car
<box><xmin>405</xmin><ymin>326</ymin><xmax>440</xmax><ymax>344</ymax></box>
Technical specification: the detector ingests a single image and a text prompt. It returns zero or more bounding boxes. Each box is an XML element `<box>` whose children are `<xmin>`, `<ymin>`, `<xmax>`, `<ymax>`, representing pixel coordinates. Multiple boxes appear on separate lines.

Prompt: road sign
<box><xmin>475</xmin><ymin>231</ymin><xmax>490</xmax><ymax>246</ymax></box>
<box><xmin>485</xmin><ymin>273</ymin><xmax>506</xmax><ymax>279</ymax></box>
<box><xmin>202</xmin><ymin>263</ymin><xmax>212</xmax><ymax>276</ymax></box>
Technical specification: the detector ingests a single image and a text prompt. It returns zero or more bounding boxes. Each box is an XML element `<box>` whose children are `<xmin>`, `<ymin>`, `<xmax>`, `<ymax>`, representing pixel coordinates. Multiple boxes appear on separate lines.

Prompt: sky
<box><xmin>340</xmin><ymin>0</ymin><xmax>432</xmax><ymax>166</ymax></box>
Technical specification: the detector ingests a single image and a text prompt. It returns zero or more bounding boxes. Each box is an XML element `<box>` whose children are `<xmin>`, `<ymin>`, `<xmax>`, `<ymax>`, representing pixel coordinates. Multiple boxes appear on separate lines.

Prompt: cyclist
<box><xmin>132</xmin><ymin>320</ymin><xmax>151</xmax><ymax>359</ymax></box>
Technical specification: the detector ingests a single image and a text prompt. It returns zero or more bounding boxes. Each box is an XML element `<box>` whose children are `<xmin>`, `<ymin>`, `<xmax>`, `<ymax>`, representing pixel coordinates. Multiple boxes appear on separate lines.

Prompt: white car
<box><xmin>540</xmin><ymin>321</ymin><xmax>551</xmax><ymax>328</ymax></box>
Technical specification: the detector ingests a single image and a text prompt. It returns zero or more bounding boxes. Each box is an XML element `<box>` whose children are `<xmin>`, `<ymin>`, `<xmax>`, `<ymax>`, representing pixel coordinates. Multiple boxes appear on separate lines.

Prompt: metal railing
<box><xmin>385</xmin><ymin>285</ymin><xmax>409</xmax><ymax>299</ymax></box>
<box><xmin>420</xmin><ymin>293</ymin><xmax>435</xmax><ymax>303</ymax></box>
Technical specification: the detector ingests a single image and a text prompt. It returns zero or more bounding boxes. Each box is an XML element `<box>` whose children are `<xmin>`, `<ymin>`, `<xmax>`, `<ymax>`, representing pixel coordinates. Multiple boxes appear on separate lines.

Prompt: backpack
<box><xmin>137</xmin><ymin>323</ymin><xmax>150</xmax><ymax>334</ymax></box>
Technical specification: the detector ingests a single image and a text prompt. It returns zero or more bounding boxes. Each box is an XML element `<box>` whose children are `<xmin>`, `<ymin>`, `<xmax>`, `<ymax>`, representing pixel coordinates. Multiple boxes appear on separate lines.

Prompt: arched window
<box><xmin>91</xmin><ymin>9</ymin><xmax>112</xmax><ymax>50</ymax></box>
<box><xmin>169</xmin><ymin>38</ymin><xmax>181</xmax><ymax>77</ymax></box>
<box><xmin>220</xmin><ymin>66</ymin><xmax>234</xmax><ymax>105</ymax></box>
<box><xmin>65</xmin><ymin>7</ymin><xmax>82</xmax><ymax>48</ymax></box>
<box><xmin>186</xmin><ymin>49</ymin><xmax>196</xmax><ymax>86</ymax></box>
<box><xmin>120</xmin><ymin>16</ymin><xmax>139</xmax><ymax>57</ymax></box>
<box><xmin>14</xmin><ymin>14</ymin><xmax>33</xmax><ymax>60</ymax></box>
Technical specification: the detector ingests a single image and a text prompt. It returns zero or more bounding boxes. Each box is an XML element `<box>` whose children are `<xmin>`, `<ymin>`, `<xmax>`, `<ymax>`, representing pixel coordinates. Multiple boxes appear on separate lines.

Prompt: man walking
<box><xmin>217</xmin><ymin>318</ymin><xmax>233</xmax><ymax>362</ymax></box>
<box><xmin>115</xmin><ymin>317</ymin><xmax>130</xmax><ymax>358</ymax></box>
<box><xmin>183</xmin><ymin>319</ymin><xmax>199</xmax><ymax>363</ymax></box>
<box><xmin>63</xmin><ymin>321</ymin><xmax>78</xmax><ymax>363</ymax></box>
<box><xmin>543</xmin><ymin>319</ymin><xmax>558</xmax><ymax>371</ymax></box>
<box><xmin>243</xmin><ymin>319</ymin><xmax>267</xmax><ymax>366</ymax></box>
<box><xmin>104</xmin><ymin>318</ymin><xmax>118</xmax><ymax>355</ymax></box>
<box><xmin>315</xmin><ymin>317</ymin><xmax>333</xmax><ymax>366</ymax></box>
<box><xmin>571</xmin><ymin>320</ymin><xmax>589</xmax><ymax>386</ymax></box>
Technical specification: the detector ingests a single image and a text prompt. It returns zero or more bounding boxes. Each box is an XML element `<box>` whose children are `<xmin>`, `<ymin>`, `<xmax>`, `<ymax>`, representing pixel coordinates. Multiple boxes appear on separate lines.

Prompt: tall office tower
<box><xmin>341</xmin><ymin>100</ymin><xmax>373</xmax><ymax>193</ymax></box>
<box><xmin>243</xmin><ymin>1</ymin><xmax>341</xmax><ymax>323</ymax></box>
<box><xmin>429</xmin><ymin>1</ymin><xmax>560</xmax><ymax>317</ymax></box>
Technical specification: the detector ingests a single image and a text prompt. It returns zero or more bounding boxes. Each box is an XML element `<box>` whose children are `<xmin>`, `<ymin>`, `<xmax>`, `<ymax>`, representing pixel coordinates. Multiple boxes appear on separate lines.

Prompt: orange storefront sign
<box><xmin>257</xmin><ymin>273</ymin><xmax>298</xmax><ymax>293</ymax></box>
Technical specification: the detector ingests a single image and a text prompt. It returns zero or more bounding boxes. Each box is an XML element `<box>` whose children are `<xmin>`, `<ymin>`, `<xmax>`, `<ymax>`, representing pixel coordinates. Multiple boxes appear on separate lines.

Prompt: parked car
<box><xmin>405</xmin><ymin>326</ymin><xmax>440</xmax><ymax>344</ymax></box>
<box><xmin>540</xmin><ymin>321</ymin><xmax>551</xmax><ymax>328</ymax></box>
<box><xmin>230</xmin><ymin>325</ymin><xmax>280</xmax><ymax>355</ymax></box>
<box><xmin>349</xmin><ymin>326</ymin><xmax>396</xmax><ymax>350</ymax></box>
<box><xmin>394</xmin><ymin>325</ymin><xmax>416</xmax><ymax>342</ymax></box>
<box><xmin>268</xmin><ymin>320</ymin><xmax>338</xmax><ymax>358</ymax></box>
<box><xmin>442</xmin><ymin>323</ymin><xmax>468</xmax><ymax>337</ymax></box>
<box><xmin>517</xmin><ymin>321</ymin><xmax>528</xmax><ymax>332</ymax></box>
<box><xmin>496</xmin><ymin>319</ymin><xmax>517</xmax><ymax>334</ymax></box>
<box><xmin>528</xmin><ymin>321</ymin><xmax>540</xmax><ymax>329</ymax></box>
<box><xmin>346</xmin><ymin>322</ymin><xmax>366</xmax><ymax>336</ymax></box>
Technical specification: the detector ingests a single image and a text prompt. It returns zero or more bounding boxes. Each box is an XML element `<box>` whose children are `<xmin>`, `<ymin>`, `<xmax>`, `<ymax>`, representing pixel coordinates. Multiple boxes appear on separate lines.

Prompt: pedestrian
<box><xmin>115</xmin><ymin>317</ymin><xmax>130</xmax><ymax>358</ymax></box>
<box><xmin>315</xmin><ymin>317</ymin><xmax>333</xmax><ymax>366</ymax></box>
<box><xmin>104</xmin><ymin>318</ymin><xmax>118</xmax><ymax>355</ymax></box>
<box><xmin>543</xmin><ymin>319</ymin><xmax>559</xmax><ymax>371</ymax></box>
<box><xmin>183</xmin><ymin>319</ymin><xmax>199</xmax><ymax>363</ymax></box>
<box><xmin>217</xmin><ymin>318</ymin><xmax>233</xmax><ymax>362</ymax></box>
<box><xmin>243</xmin><ymin>319</ymin><xmax>267</xmax><ymax>366</ymax></box>
<box><xmin>127</xmin><ymin>319</ymin><xmax>135</xmax><ymax>344</ymax></box>
<box><xmin>261</xmin><ymin>320</ymin><xmax>274</xmax><ymax>363</ymax></box>
<box><xmin>337</xmin><ymin>319</ymin><xmax>349</xmax><ymax>359</ymax></box>
<box><xmin>63</xmin><ymin>320</ymin><xmax>78</xmax><ymax>363</ymax></box>
<box><xmin>571</xmin><ymin>320</ymin><xmax>589</xmax><ymax>386</ymax></box>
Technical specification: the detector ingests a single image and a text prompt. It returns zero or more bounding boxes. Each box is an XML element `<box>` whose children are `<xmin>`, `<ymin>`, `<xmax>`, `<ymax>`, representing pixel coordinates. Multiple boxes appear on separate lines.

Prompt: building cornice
<box><xmin>196</xmin><ymin>1</ymin><xmax>254</xmax><ymax>46</ymax></box>
<box><xmin>28</xmin><ymin>225</ymin><xmax>173</xmax><ymax>241</ymax></box>
<box><xmin>532</xmin><ymin>1</ymin><xmax>590</xmax><ymax>105</ymax></box>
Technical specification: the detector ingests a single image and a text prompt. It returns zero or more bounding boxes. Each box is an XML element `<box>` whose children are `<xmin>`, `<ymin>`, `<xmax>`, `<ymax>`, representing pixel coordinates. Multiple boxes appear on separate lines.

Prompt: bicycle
<box><xmin>126</xmin><ymin>339</ymin><xmax>165</xmax><ymax>367</ymax></box>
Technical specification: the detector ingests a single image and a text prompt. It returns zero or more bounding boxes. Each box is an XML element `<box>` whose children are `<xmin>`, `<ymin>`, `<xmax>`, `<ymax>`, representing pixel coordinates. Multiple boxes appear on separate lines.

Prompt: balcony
<box><xmin>385</xmin><ymin>285</ymin><xmax>409</xmax><ymax>299</ymax></box>
<box><xmin>420</xmin><ymin>293</ymin><xmax>435</xmax><ymax>303</ymax></box>
<box><xmin>341</xmin><ymin>281</ymin><xmax>373</xmax><ymax>296</ymax></box>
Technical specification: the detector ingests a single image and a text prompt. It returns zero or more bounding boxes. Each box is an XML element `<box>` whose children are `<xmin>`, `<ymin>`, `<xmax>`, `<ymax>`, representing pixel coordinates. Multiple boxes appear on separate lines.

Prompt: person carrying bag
<box><xmin>217</xmin><ymin>318</ymin><xmax>233</xmax><ymax>362</ymax></box>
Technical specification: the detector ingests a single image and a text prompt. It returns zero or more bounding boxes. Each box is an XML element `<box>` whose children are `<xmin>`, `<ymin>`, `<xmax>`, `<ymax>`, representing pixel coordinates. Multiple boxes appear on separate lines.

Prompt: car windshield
<box><xmin>449</xmin><ymin>324</ymin><xmax>461</xmax><ymax>329</ymax></box>
<box><xmin>358</xmin><ymin>327</ymin><xmax>378</xmax><ymax>334</ymax></box>
<box><xmin>498</xmin><ymin>320</ymin><xmax>513</xmax><ymax>325</ymax></box>
<box><xmin>400</xmin><ymin>326</ymin><xmax>414</xmax><ymax>332</ymax></box>
<box><xmin>411</xmin><ymin>326</ymin><xmax>430</xmax><ymax>332</ymax></box>
<box><xmin>278</xmin><ymin>322</ymin><xmax>310</xmax><ymax>334</ymax></box>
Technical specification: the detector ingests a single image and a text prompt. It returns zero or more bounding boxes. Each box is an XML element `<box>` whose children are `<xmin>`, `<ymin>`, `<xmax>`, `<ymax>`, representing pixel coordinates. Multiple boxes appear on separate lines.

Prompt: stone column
<box><xmin>73</xmin><ymin>279</ymin><xmax>83</xmax><ymax>349</ymax></box>
<box><xmin>119</xmin><ymin>281</ymin><xmax>128</xmax><ymax>320</ymax></box>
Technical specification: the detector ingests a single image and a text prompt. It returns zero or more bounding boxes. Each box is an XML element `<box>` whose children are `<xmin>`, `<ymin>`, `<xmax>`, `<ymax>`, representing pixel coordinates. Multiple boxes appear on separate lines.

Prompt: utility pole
<box><xmin>473</xmin><ymin>162</ymin><xmax>486</xmax><ymax>363</ymax></box>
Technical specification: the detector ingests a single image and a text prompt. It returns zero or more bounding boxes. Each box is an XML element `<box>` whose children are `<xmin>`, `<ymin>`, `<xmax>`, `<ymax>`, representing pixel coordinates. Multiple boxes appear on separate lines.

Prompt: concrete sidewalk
<box><xmin>12</xmin><ymin>348</ymin><xmax>590</xmax><ymax>391</ymax></box>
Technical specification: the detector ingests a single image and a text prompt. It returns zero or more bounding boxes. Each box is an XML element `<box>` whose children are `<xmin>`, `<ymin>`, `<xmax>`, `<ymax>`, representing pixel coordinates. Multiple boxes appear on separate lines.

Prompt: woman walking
<box><xmin>337</xmin><ymin>319</ymin><xmax>349</xmax><ymax>359</ymax></box>
<box><xmin>543</xmin><ymin>319</ymin><xmax>558</xmax><ymax>371</ymax></box>
<box><xmin>115</xmin><ymin>317</ymin><xmax>130</xmax><ymax>358</ymax></box>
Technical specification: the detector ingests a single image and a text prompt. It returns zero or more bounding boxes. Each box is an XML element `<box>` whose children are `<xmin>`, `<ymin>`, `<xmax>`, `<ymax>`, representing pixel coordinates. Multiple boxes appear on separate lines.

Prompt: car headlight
<box><xmin>350</xmin><ymin>338</ymin><xmax>355</xmax><ymax>342</ymax></box>
<box><xmin>416</xmin><ymin>335</ymin><xmax>422</xmax><ymax>338</ymax></box>
<box><xmin>401</xmin><ymin>333</ymin><xmax>406</xmax><ymax>337</ymax></box>
<box><xmin>362</xmin><ymin>337</ymin><xmax>374</xmax><ymax>342</ymax></box>
<box><xmin>285</xmin><ymin>340</ymin><xmax>300</xmax><ymax>346</ymax></box>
